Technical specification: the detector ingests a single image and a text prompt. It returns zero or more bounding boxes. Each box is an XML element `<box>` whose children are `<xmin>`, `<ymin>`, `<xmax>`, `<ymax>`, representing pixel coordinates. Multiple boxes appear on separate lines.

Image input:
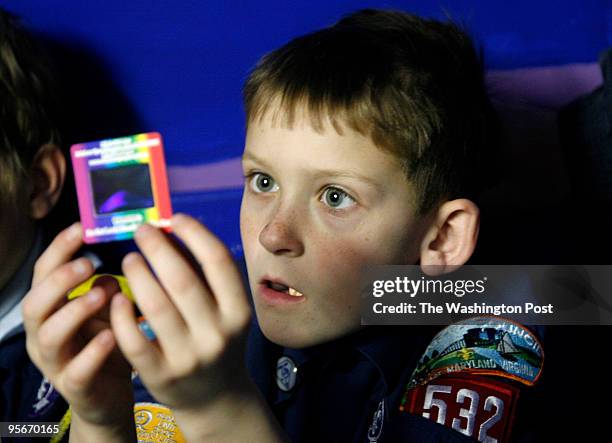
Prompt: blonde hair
<box><xmin>243</xmin><ymin>9</ymin><xmax>498</xmax><ymax>213</ymax></box>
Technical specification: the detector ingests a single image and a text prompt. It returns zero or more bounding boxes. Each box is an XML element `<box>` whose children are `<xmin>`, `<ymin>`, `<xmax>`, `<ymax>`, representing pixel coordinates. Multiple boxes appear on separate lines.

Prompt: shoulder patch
<box><xmin>400</xmin><ymin>374</ymin><xmax>519</xmax><ymax>443</ymax></box>
<box><xmin>407</xmin><ymin>317</ymin><xmax>544</xmax><ymax>388</ymax></box>
<box><xmin>134</xmin><ymin>402</ymin><xmax>186</xmax><ymax>443</ymax></box>
<box><xmin>398</xmin><ymin>317</ymin><xmax>544</xmax><ymax>442</ymax></box>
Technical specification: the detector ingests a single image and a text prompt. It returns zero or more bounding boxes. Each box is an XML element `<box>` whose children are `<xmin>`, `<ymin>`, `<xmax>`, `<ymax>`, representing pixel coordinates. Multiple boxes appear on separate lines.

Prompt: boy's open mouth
<box><xmin>263</xmin><ymin>279</ymin><xmax>304</xmax><ymax>297</ymax></box>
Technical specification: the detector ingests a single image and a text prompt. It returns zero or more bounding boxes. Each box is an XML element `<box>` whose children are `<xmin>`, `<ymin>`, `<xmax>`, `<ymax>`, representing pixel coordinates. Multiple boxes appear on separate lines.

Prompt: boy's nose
<box><xmin>258</xmin><ymin>215</ymin><xmax>304</xmax><ymax>257</ymax></box>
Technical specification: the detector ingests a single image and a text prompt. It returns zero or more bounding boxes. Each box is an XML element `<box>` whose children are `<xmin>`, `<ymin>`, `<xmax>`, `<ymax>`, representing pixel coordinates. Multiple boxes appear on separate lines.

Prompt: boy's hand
<box><xmin>110</xmin><ymin>214</ymin><xmax>257</xmax><ymax>440</ymax></box>
<box><xmin>22</xmin><ymin>223</ymin><xmax>135</xmax><ymax>439</ymax></box>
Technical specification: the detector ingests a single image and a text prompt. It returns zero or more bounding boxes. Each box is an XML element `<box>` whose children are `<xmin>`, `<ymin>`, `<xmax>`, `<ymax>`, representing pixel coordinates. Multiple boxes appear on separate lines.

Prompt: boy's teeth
<box><xmin>268</xmin><ymin>281</ymin><xmax>303</xmax><ymax>297</ymax></box>
<box><xmin>288</xmin><ymin>287</ymin><xmax>303</xmax><ymax>297</ymax></box>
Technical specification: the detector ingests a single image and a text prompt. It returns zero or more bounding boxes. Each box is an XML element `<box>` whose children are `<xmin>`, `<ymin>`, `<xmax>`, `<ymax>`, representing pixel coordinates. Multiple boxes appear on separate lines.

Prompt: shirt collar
<box><xmin>280</xmin><ymin>326</ymin><xmax>439</xmax><ymax>393</ymax></box>
<box><xmin>0</xmin><ymin>230</ymin><xmax>43</xmax><ymax>344</ymax></box>
<box><xmin>351</xmin><ymin>326</ymin><xmax>439</xmax><ymax>393</ymax></box>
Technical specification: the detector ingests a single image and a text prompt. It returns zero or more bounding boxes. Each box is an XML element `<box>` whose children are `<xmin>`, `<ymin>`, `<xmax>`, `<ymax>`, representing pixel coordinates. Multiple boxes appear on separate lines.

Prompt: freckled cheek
<box><xmin>239</xmin><ymin>203</ymin><xmax>261</xmax><ymax>257</ymax></box>
<box><xmin>310</xmin><ymin>223</ymin><xmax>413</xmax><ymax>292</ymax></box>
<box><xmin>310</xmin><ymin>235</ymin><xmax>375</xmax><ymax>292</ymax></box>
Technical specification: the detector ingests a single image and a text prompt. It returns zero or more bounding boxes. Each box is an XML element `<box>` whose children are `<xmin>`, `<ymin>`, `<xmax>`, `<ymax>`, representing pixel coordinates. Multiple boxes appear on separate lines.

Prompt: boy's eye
<box><xmin>321</xmin><ymin>187</ymin><xmax>356</xmax><ymax>209</ymax></box>
<box><xmin>249</xmin><ymin>173</ymin><xmax>279</xmax><ymax>193</ymax></box>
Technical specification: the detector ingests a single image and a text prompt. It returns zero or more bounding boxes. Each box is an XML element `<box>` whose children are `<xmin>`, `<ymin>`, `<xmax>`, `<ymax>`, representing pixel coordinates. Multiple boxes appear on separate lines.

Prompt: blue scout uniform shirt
<box><xmin>246</xmin><ymin>316</ymin><xmax>560</xmax><ymax>443</ymax></box>
<box><xmin>0</xmin><ymin>233</ymin><xmax>68</xmax><ymax>424</ymax></box>
<box><xmin>246</xmin><ymin>323</ymin><xmax>464</xmax><ymax>442</ymax></box>
<box><xmin>0</xmin><ymin>237</ymin><xmax>142</xmax><ymax>442</ymax></box>
<box><xmin>4</xmin><ymin>249</ymin><xmax>598</xmax><ymax>441</ymax></box>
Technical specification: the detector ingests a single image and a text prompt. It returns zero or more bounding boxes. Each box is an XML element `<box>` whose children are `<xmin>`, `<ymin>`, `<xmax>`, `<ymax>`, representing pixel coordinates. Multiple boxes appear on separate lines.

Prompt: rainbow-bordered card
<box><xmin>71</xmin><ymin>132</ymin><xmax>173</xmax><ymax>244</ymax></box>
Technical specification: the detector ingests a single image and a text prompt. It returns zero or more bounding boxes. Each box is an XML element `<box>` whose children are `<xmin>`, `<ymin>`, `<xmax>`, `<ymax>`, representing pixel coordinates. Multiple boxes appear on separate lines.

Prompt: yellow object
<box><xmin>48</xmin><ymin>403</ymin><xmax>186</xmax><ymax>443</ymax></box>
<box><xmin>49</xmin><ymin>407</ymin><xmax>70</xmax><ymax>443</ymax></box>
<box><xmin>67</xmin><ymin>274</ymin><xmax>134</xmax><ymax>302</ymax></box>
<box><xmin>134</xmin><ymin>402</ymin><xmax>186</xmax><ymax>442</ymax></box>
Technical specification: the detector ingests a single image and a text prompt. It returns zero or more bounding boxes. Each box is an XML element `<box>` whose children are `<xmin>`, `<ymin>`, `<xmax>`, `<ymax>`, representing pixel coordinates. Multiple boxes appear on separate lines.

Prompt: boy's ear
<box><xmin>419</xmin><ymin>199</ymin><xmax>480</xmax><ymax>276</ymax></box>
<box><xmin>28</xmin><ymin>143</ymin><xmax>66</xmax><ymax>220</ymax></box>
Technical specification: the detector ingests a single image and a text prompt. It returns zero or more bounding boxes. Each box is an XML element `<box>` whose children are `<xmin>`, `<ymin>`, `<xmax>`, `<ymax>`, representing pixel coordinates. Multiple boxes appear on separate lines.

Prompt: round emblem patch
<box><xmin>134</xmin><ymin>402</ymin><xmax>186</xmax><ymax>443</ymax></box>
<box><xmin>276</xmin><ymin>356</ymin><xmax>298</xmax><ymax>392</ymax></box>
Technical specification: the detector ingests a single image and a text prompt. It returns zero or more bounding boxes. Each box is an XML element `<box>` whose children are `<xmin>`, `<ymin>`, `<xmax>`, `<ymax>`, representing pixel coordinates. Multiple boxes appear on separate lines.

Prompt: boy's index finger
<box><xmin>131</xmin><ymin>222</ymin><xmax>219</xmax><ymax>331</ymax></box>
<box><xmin>32</xmin><ymin>222</ymin><xmax>84</xmax><ymax>286</ymax></box>
<box><xmin>23</xmin><ymin>257</ymin><xmax>95</xmax><ymax>332</ymax></box>
<box><xmin>170</xmin><ymin>214</ymin><xmax>230</xmax><ymax>264</ymax></box>
<box><xmin>170</xmin><ymin>214</ymin><xmax>249</xmax><ymax>325</ymax></box>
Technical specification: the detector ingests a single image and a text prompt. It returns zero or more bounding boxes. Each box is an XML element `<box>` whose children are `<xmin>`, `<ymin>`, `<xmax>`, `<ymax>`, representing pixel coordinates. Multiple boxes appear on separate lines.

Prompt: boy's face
<box><xmin>240</xmin><ymin>108</ymin><xmax>430</xmax><ymax>348</ymax></box>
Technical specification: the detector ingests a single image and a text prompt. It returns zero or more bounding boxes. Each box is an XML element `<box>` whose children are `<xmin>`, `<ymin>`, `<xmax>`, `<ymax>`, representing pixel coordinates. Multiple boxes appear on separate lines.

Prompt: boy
<box><xmin>24</xmin><ymin>9</ymin><xmax>540</xmax><ymax>442</ymax></box>
<box><xmin>0</xmin><ymin>7</ymin><xmax>73</xmax><ymax>422</ymax></box>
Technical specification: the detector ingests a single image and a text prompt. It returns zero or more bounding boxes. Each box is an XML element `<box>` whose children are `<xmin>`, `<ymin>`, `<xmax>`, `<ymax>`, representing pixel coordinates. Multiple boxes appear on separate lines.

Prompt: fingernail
<box><xmin>73</xmin><ymin>258</ymin><xmax>90</xmax><ymax>275</ymax></box>
<box><xmin>82</xmin><ymin>252</ymin><xmax>102</xmax><ymax>271</ymax></box>
<box><xmin>65</xmin><ymin>222</ymin><xmax>82</xmax><ymax>241</ymax></box>
<box><xmin>135</xmin><ymin>223</ymin><xmax>154</xmax><ymax>238</ymax></box>
<box><xmin>172</xmin><ymin>213</ymin><xmax>186</xmax><ymax>225</ymax></box>
<box><xmin>112</xmin><ymin>293</ymin><xmax>129</xmax><ymax>307</ymax></box>
<box><xmin>87</xmin><ymin>288</ymin><xmax>102</xmax><ymax>304</ymax></box>
<box><xmin>123</xmin><ymin>252</ymin><xmax>140</xmax><ymax>266</ymax></box>
<box><xmin>98</xmin><ymin>330</ymin><xmax>114</xmax><ymax>346</ymax></box>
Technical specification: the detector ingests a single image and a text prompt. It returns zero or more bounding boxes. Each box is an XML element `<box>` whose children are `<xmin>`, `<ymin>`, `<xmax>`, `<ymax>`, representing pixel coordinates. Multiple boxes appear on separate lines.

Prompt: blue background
<box><xmin>5</xmin><ymin>0</ymin><xmax>610</xmax><ymax>164</ymax></box>
<box><xmin>4</xmin><ymin>0</ymin><xmax>611</xmax><ymax>258</ymax></box>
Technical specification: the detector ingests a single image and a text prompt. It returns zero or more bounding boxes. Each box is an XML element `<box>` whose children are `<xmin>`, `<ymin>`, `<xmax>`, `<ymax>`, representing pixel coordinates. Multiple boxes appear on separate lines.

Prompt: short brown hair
<box><xmin>0</xmin><ymin>9</ymin><xmax>60</xmax><ymax>206</ymax></box>
<box><xmin>243</xmin><ymin>9</ymin><xmax>498</xmax><ymax>213</ymax></box>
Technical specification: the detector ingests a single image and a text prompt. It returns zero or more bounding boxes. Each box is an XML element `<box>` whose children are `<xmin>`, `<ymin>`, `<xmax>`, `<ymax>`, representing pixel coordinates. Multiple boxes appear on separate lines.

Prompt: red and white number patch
<box><xmin>400</xmin><ymin>375</ymin><xmax>519</xmax><ymax>443</ymax></box>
